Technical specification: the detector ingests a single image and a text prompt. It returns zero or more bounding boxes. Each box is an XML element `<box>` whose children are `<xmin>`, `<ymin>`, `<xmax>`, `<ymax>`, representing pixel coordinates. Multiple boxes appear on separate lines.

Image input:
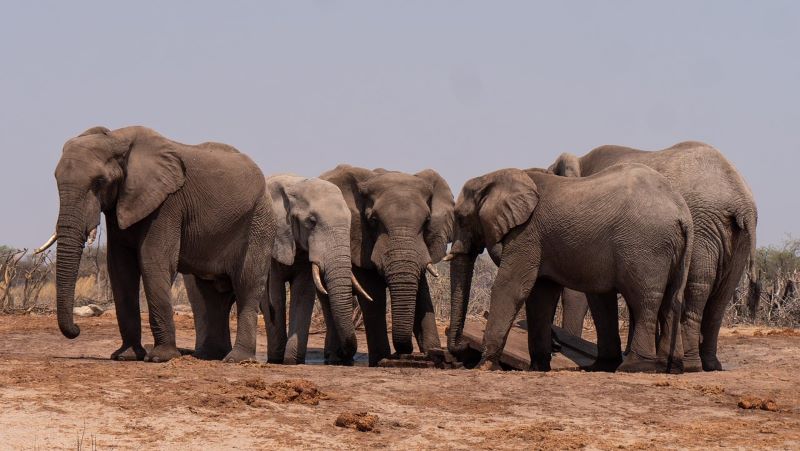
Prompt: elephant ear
<box><xmin>476</xmin><ymin>169</ymin><xmax>539</xmax><ymax>248</ymax></box>
<box><xmin>319</xmin><ymin>164</ymin><xmax>375</xmax><ymax>268</ymax></box>
<box><xmin>267</xmin><ymin>178</ymin><xmax>296</xmax><ymax>266</ymax></box>
<box><xmin>549</xmin><ymin>152</ymin><xmax>581</xmax><ymax>177</ymax></box>
<box><xmin>415</xmin><ymin>169</ymin><xmax>454</xmax><ymax>263</ymax></box>
<box><xmin>116</xmin><ymin>135</ymin><xmax>186</xmax><ymax>230</ymax></box>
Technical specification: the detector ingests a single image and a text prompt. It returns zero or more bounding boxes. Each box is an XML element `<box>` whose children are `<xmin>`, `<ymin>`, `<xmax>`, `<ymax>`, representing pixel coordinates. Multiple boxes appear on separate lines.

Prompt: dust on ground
<box><xmin>0</xmin><ymin>313</ymin><xmax>798</xmax><ymax>450</ymax></box>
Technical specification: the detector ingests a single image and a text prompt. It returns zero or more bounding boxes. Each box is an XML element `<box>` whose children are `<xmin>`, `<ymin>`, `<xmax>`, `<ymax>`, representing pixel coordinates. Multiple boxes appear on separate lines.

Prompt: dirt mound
<box><xmin>335</xmin><ymin>412</ymin><xmax>378</xmax><ymax>432</ymax></box>
<box><xmin>738</xmin><ymin>396</ymin><xmax>779</xmax><ymax>412</ymax></box>
<box><xmin>238</xmin><ymin>378</ymin><xmax>328</xmax><ymax>407</ymax></box>
<box><xmin>753</xmin><ymin>328</ymin><xmax>800</xmax><ymax>337</ymax></box>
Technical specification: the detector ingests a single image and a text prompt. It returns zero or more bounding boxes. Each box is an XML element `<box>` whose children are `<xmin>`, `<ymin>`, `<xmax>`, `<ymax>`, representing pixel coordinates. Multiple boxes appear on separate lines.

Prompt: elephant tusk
<box><xmin>86</xmin><ymin>228</ymin><xmax>97</xmax><ymax>246</ymax></box>
<box><xmin>426</xmin><ymin>262</ymin><xmax>440</xmax><ymax>278</ymax></box>
<box><xmin>442</xmin><ymin>253</ymin><xmax>454</xmax><ymax>262</ymax></box>
<box><xmin>351</xmin><ymin>274</ymin><xmax>373</xmax><ymax>302</ymax></box>
<box><xmin>311</xmin><ymin>263</ymin><xmax>328</xmax><ymax>296</ymax></box>
<box><xmin>34</xmin><ymin>233</ymin><xmax>57</xmax><ymax>254</ymax></box>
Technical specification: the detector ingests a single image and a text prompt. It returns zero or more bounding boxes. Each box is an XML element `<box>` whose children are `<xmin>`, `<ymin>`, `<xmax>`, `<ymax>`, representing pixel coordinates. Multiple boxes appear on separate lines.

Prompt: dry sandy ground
<box><xmin>0</xmin><ymin>312</ymin><xmax>798</xmax><ymax>450</ymax></box>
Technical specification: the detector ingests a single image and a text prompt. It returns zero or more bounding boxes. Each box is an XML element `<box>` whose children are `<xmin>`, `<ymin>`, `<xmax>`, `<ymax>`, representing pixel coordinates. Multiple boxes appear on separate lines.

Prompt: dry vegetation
<box><xmin>2</xmin><ymin>235</ymin><xmax>798</xmax><ymax>329</ymax></box>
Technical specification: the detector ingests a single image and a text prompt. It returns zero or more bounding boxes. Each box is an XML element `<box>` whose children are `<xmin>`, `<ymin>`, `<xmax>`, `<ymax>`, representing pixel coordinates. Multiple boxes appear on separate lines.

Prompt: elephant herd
<box><xmin>40</xmin><ymin>125</ymin><xmax>757</xmax><ymax>374</ymax></box>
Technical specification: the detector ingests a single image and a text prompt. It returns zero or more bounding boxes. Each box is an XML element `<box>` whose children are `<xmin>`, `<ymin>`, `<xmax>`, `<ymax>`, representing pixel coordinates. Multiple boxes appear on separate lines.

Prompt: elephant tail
<box><xmin>736</xmin><ymin>211</ymin><xmax>759</xmax><ymax>284</ymax></box>
<box><xmin>663</xmin><ymin>218</ymin><xmax>694</xmax><ymax>373</ymax></box>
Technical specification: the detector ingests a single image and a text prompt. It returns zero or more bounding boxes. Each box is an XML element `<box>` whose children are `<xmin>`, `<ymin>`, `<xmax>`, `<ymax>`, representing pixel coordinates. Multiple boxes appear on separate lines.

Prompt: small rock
<box><xmin>73</xmin><ymin>304</ymin><xmax>105</xmax><ymax>317</ymax></box>
<box><xmin>335</xmin><ymin>411</ymin><xmax>378</xmax><ymax>432</ymax></box>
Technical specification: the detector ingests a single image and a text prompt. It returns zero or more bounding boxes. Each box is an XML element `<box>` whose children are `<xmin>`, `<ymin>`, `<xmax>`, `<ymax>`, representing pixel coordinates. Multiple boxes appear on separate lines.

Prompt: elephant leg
<box><xmin>561</xmin><ymin>289</ymin><xmax>589</xmax><ymax>338</ymax></box>
<box><xmin>107</xmin><ymin>243</ymin><xmax>145</xmax><ymax>361</ymax></box>
<box><xmin>140</xmin><ymin>264</ymin><xmax>181</xmax><ymax>363</ymax></box>
<box><xmin>585</xmin><ymin>292</ymin><xmax>622</xmax><ymax>372</ymax></box>
<box><xmin>700</xmin><ymin>274</ymin><xmax>744</xmax><ymax>371</ymax></box>
<box><xmin>137</xmin><ymin>217</ymin><xmax>182</xmax><ymax>363</ymax></box>
<box><xmin>682</xmin><ymin>251</ymin><xmax>715</xmax><ymax>372</ymax></box>
<box><xmin>284</xmin><ymin>268</ymin><xmax>316</xmax><ymax>365</ymax></box>
<box><xmin>266</xmin><ymin>265</ymin><xmax>288</xmax><ymax>363</ymax></box>
<box><xmin>354</xmin><ymin>267</ymin><xmax>390</xmax><ymax>366</ymax></box>
<box><xmin>480</xmin><ymin>257</ymin><xmax>537</xmax><ymax>370</ymax></box>
<box><xmin>185</xmin><ymin>275</ymin><xmax>234</xmax><ymax>360</ymax></box>
<box><xmin>225</xmin><ymin>277</ymin><xmax>266</xmax><ymax>363</ymax></box>
<box><xmin>413</xmin><ymin>275</ymin><xmax>441</xmax><ymax>354</ymax></box>
<box><xmin>617</xmin><ymin>288</ymin><xmax>663</xmax><ymax>373</ymax></box>
<box><xmin>524</xmin><ymin>279</ymin><xmax>561</xmax><ymax>371</ymax></box>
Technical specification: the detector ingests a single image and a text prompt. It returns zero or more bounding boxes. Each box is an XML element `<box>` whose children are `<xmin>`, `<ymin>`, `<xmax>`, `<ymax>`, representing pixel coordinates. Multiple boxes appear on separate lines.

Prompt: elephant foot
<box><xmin>325</xmin><ymin>357</ymin><xmax>355</xmax><ymax>366</ymax></box>
<box><xmin>111</xmin><ymin>344</ymin><xmax>146</xmax><ymax>361</ymax></box>
<box><xmin>222</xmin><ymin>347</ymin><xmax>256</xmax><ymax>363</ymax></box>
<box><xmin>477</xmin><ymin>358</ymin><xmax>502</xmax><ymax>371</ymax></box>
<box><xmin>529</xmin><ymin>353</ymin><xmax>552</xmax><ymax>372</ymax></box>
<box><xmin>618</xmin><ymin>352</ymin><xmax>669</xmax><ymax>374</ymax></box>
<box><xmin>583</xmin><ymin>357</ymin><xmax>623</xmax><ymax>373</ymax></box>
<box><xmin>682</xmin><ymin>355</ymin><xmax>703</xmax><ymax>373</ymax></box>
<box><xmin>193</xmin><ymin>346</ymin><xmax>231</xmax><ymax>361</ymax></box>
<box><xmin>144</xmin><ymin>344</ymin><xmax>181</xmax><ymax>363</ymax></box>
<box><xmin>282</xmin><ymin>356</ymin><xmax>305</xmax><ymax>365</ymax></box>
<box><xmin>267</xmin><ymin>356</ymin><xmax>285</xmax><ymax>364</ymax></box>
<box><xmin>701</xmin><ymin>355</ymin><xmax>723</xmax><ymax>372</ymax></box>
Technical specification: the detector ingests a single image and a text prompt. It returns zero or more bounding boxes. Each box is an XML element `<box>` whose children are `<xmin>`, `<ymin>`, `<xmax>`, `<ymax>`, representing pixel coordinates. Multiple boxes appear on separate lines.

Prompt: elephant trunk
<box><xmin>322</xmin><ymin>245</ymin><xmax>357</xmax><ymax>361</ymax></box>
<box><xmin>55</xmin><ymin>190</ymin><xmax>88</xmax><ymax>339</ymax></box>
<box><xmin>385</xmin><ymin>250</ymin><xmax>422</xmax><ymax>355</ymax></box>
<box><xmin>448</xmin><ymin>253</ymin><xmax>476</xmax><ymax>356</ymax></box>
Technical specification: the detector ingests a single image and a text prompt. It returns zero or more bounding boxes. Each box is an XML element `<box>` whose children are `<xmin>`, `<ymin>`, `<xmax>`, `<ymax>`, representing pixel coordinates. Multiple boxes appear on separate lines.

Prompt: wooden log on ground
<box><xmin>457</xmin><ymin>320</ymin><xmax>599</xmax><ymax>370</ymax></box>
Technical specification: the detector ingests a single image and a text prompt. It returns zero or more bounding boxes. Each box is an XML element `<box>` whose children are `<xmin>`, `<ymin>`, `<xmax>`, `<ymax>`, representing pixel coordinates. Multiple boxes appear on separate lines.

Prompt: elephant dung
<box><xmin>335</xmin><ymin>411</ymin><xmax>378</xmax><ymax>432</ymax></box>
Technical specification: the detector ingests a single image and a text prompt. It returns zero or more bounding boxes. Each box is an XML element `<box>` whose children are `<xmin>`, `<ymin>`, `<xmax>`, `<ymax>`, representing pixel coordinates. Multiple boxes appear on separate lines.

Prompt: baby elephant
<box><xmin>264</xmin><ymin>175</ymin><xmax>372</xmax><ymax>365</ymax></box>
<box><xmin>448</xmin><ymin>164</ymin><xmax>693</xmax><ymax>373</ymax></box>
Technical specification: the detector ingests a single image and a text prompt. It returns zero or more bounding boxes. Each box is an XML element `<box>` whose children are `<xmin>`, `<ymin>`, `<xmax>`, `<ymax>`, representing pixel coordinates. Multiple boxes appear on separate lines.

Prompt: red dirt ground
<box><xmin>0</xmin><ymin>312</ymin><xmax>798</xmax><ymax>449</ymax></box>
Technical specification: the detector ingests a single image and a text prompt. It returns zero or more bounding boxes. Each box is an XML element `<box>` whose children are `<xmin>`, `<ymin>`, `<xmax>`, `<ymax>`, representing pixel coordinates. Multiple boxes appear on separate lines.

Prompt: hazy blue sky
<box><xmin>0</xmin><ymin>1</ymin><xmax>797</xmax><ymax>249</ymax></box>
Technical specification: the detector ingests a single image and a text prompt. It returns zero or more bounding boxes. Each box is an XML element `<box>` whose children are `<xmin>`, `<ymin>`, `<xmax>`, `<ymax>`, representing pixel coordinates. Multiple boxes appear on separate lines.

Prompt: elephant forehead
<box><xmin>361</xmin><ymin>172</ymin><xmax>431</xmax><ymax>196</ymax></box>
<box><xmin>56</xmin><ymin>151</ymin><xmax>110</xmax><ymax>181</ymax></box>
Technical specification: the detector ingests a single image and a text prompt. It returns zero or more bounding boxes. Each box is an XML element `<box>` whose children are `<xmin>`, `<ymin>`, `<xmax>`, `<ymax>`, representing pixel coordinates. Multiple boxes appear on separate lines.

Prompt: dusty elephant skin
<box><xmin>550</xmin><ymin>142</ymin><xmax>758</xmax><ymax>372</ymax></box>
<box><xmin>448</xmin><ymin>165</ymin><xmax>693</xmax><ymax>373</ymax></box>
<box><xmin>49</xmin><ymin>126</ymin><xmax>275</xmax><ymax>363</ymax></box>
<box><xmin>262</xmin><ymin>175</ymin><xmax>361</xmax><ymax>365</ymax></box>
<box><xmin>321</xmin><ymin>165</ymin><xmax>454</xmax><ymax>366</ymax></box>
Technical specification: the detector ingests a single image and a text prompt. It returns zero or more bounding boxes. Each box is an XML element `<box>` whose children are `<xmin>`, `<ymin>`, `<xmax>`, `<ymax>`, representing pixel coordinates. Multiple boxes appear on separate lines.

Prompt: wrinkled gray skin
<box><xmin>321</xmin><ymin>165</ymin><xmax>454</xmax><ymax>366</ymax></box>
<box><xmin>550</xmin><ymin>142</ymin><xmax>757</xmax><ymax>371</ymax></box>
<box><xmin>559</xmin><ymin>288</ymin><xmax>588</xmax><ymax>337</ymax></box>
<box><xmin>52</xmin><ymin>126</ymin><xmax>274</xmax><ymax>363</ymax></box>
<box><xmin>448</xmin><ymin>165</ymin><xmax>693</xmax><ymax>373</ymax></box>
<box><xmin>263</xmin><ymin>175</ymin><xmax>358</xmax><ymax>365</ymax></box>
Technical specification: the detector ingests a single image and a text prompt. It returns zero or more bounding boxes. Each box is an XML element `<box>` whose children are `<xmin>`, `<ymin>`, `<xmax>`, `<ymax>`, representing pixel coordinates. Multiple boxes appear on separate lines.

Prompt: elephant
<box><xmin>549</xmin><ymin>141</ymin><xmax>757</xmax><ymax>371</ymax></box>
<box><xmin>262</xmin><ymin>174</ymin><xmax>371</xmax><ymax>365</ymax></box>
<box><xmin>447</xmin><ymin>164</ymin><xmax>693</xmax><ymax>373</ymax></box>
<box><xmin>41</xmin><ymin>126</ymin><xmax>274</xmax><ymax>363</ymax></box>
<box><xmin>320</xmin><ymin>165</ymin><xmax>454</xmax><ymax>366</ymax></box>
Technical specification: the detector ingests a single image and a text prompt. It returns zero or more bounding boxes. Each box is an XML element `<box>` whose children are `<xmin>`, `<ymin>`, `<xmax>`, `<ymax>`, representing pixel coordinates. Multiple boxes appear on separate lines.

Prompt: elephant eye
<box><xmin>306</xmin><ymin>216</ymin><xmax>317</xmax><ymax>228</ymax></box>
<box><xmin>91</xmin><ymin>177</ymin><xmax>105</xmax><ymax>191</ymax></box>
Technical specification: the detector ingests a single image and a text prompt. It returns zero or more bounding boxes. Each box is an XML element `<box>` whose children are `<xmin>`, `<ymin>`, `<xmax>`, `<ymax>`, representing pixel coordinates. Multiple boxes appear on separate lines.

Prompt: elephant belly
<box><xmin>538</xmin><ymin>258</ymin><xmax>616</xmax><ymax>295</ymax></box>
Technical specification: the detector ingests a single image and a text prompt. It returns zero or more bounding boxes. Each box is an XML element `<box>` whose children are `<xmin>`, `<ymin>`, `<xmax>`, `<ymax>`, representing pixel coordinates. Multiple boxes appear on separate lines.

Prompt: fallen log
<box><xmin>455</xmin><ymin>320</ymin><xmax>599</xmax><ymax>370</ymax></box>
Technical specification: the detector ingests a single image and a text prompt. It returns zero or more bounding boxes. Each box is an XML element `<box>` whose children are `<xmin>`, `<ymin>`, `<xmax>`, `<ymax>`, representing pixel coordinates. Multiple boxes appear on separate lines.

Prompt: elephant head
<box><xmin>447</xmin><ymin>169</ymin><xmax>539</xmax><ymax>355</ymax></box>
<box><xmin>45</xmin><ymin>126</ymin><xmax>185</xmax><ymax>339</ymax></box>
<box><xmin>267</xmin><ymin>174</ymin><xmax>362</xmax><ymax>360</ymax></box>
<box><xmin>321</xmin><ymin>165</ymin><xmax>454</xmax><ymax>354</ymax></box>
<box><xmin>548</xmin><ymin>152</ymin><xmax>581</xmax><ymax>177</ymax></box>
